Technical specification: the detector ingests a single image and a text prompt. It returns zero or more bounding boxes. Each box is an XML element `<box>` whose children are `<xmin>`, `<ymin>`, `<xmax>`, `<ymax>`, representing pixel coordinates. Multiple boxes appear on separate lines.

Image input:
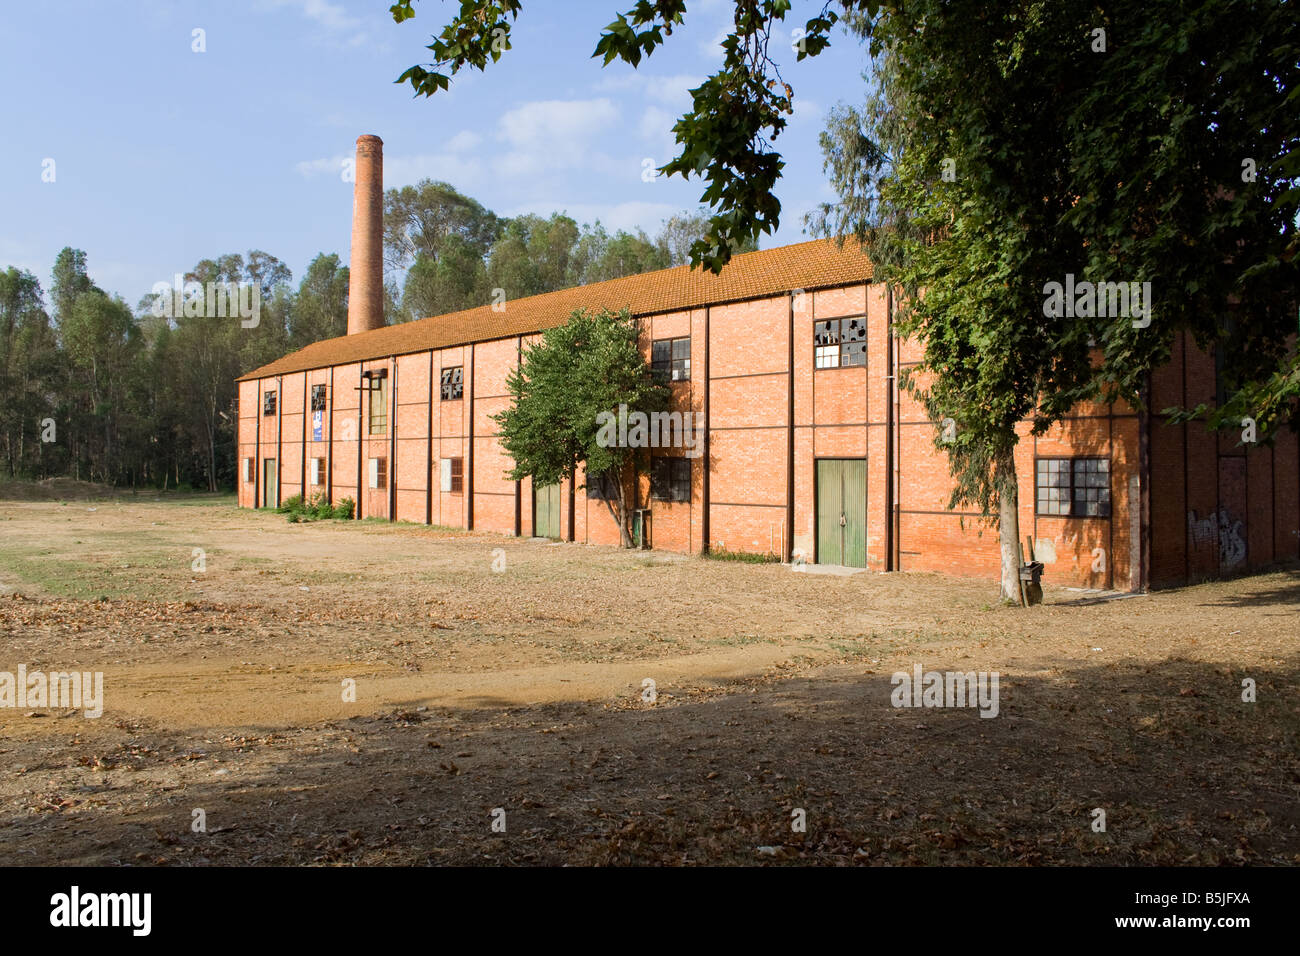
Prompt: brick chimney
<box><xmin>347</xmin><ymin>134</ymin><xmax>384</xmax><ymax>335</ymax></box>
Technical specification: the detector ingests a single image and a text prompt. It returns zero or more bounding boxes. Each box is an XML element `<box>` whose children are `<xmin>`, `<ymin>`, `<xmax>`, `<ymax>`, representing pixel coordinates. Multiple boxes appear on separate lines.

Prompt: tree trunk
<box><xmin>615</xmin><ymin>468</ymin><xmax>632</xmax><ymax>548</ymax></box>
<box><xmin>996</xmin><ymin>449</ymin><xmax>1022</xmax><ymax>604</ymax></box>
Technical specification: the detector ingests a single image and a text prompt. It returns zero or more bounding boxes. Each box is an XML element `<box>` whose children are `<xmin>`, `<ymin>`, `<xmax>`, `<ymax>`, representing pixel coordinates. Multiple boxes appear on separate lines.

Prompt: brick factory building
<box><xmin>237</xmin><ymin>136</ymin><xmax>1299</xmax><ymax>591</ymax></box>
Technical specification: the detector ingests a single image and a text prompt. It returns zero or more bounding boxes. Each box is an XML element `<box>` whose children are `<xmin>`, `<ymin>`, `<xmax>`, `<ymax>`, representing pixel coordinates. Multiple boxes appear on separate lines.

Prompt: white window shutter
<box><xmin>368</xmin><ymin>458</ymin><xmax>379</xmax><ymax>489</ymax></box>
<box><xmin>310</xmin><ymin>458</ymin><xmax>321</xmax><ymax>485</ymax></box>
<box><xmin>441</xmin><ymin>458</ymin><xmax>452</xmax><ymax>492</ymax></box>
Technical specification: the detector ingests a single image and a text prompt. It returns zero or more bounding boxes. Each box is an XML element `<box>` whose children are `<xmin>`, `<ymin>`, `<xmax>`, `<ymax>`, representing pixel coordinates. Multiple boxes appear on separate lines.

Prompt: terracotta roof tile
<box><xmin>238</xmin><ymin>237</ymin><xmax>871</xmax><ymax>381</ymax></box>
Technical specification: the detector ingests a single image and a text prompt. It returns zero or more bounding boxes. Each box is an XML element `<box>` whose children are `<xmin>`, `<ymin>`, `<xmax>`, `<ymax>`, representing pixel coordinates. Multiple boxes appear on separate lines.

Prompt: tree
<box><xmin>811</xmin><ymin>0</ymin><xmax>1298</xmax><ymax>600</ymax></box>
<box><xmin>384</xmin><ymin>179</ymin><xmax>502</xmax><ymax>272</ymax></box>
<box><xmin>494</xmin><ymin>308</ymin><xmax>670</xmax><ymax>547</ymax></box>
<box><xmin>486</xmin><ymin>213</ymin><xmax>582</xmax><ymax>298</ymax></box>
<box><xmin>0</xmin><ymin>269</ymin><xmax>57</xmax><ymax>477</ymax></box>
<box><xmin>656</xmin><ymin>207</ymin><xmax>757</xmax><ymax>267</ymax></box>
<box><xmin>292</xmin><ymin>253</ymin><xmax>350</xmax><ymax>348</ymax></box>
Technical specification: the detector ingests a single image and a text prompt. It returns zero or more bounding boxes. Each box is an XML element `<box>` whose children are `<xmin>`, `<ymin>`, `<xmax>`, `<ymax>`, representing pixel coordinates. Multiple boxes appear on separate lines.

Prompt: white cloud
<box><xmin>257</xmin><ymin>0</ymin><xmax>378</xmax><ymax>49</ymax></box>
<box><xmin>260</xmin><ymin>0</ymin><xmax>359</xmax><ymax>32</ymax></box>
<box><xmin>596</xmin><ymin>73</ymin><xmax>704</xmax><ymax>106</ymax></box>
<box><xmin>444</xmin><ymin>130</ymin><xmax>482</xmax><ymax>153</ymax></box>
<box><xmin>504</xmin><ymin>200</ymin><xmax>680</xmax><ymax>235</ymax></box>
<box><xmin>293</xmin><ymin>150</ymin><xmax>484</xmax><ymax>187</ymax></box>
<box><xmin>638</xmin><ymin>106</ymin><xmax>676</xmax><ymax>141</ymax></box>
<box><xmin>492</xmin><ymin>98</ymin><xmax>621</xmax><ymax>179</ymax></box>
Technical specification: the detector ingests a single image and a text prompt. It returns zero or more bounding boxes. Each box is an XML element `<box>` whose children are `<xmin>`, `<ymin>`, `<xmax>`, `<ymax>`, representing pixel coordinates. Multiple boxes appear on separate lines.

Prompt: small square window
<box><xmin>652</xmin><ymin>337</ymin><xmax>690</xmax><ymax>382</ymax></box>
<box><xmin>441</xmin><ymin>366</ymin><xmax>464</xmax><ymax>401</ymax></box>
<box><xmin>369</xmin><ymin>457</ymin><xmax>387</xmax><ymax>489</ymax></box>
<box><xmin>310</xmin><ymin>457</ymin><xmax>327</xmax><ymax>486</ymax></box>
<box><xmin>814</xmin><ymin>318</ymin><xmax>867</xmax><ymax>369</ymax></box>
<box><xmin>651</xmin><ymin>458</ymin><xmax>691</xmax><ymax>502</ymax></box>
<box><xmin>586</xmin><ymin>471</ymin><xmax>618</xmax><ymax>501</ymax></box>
<box><xmin>1035</xmin><ymin>457</ymin><xmax>1110</xmax><ymax>517</ymax></box>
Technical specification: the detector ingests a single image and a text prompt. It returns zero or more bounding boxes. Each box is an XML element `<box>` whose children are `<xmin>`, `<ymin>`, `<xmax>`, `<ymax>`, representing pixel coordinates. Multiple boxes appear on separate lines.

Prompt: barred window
<box><xmin>441</xmin><ymin>366</ymin><xmax>464</xmax><ymax>401</ymax></box>
<box><xmin>311</xmin><ymin>384</ymin><xmax>327</xmax><ymax>411</ymax></box>
<box><xmin>1036</xmin><ymin>457</ymin><xmax>1110</xmax><ymax>517</ymax></box>
<box><xmin>814</xmin><ymin>317</ymin><xmax>866</xmax><ymax>369</ymax></box>
<box><xmin>652</xmin><ymin>337</ymin><xmax>691</xmax><ymax>381</ymax></box>
<box><xmin>651</xmin><ymin>458</ymin><xmax>691</xmax><ymax>502</ymax></box>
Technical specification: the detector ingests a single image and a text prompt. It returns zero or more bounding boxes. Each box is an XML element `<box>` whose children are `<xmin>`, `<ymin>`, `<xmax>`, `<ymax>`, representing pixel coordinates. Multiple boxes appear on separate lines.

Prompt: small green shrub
<box><xmin>276</xmin><ymin>494</ymin><xmax>304</xmax><ymax>515</ymax></box>
<box><xmin>333</xmin><ymin>497</ymin><xmax>355</xmax><ymax>520</ymax></box>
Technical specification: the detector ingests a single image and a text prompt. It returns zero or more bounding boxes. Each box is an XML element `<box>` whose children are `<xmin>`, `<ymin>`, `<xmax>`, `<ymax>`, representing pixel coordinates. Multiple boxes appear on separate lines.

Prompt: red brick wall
<box><xmin>1148</xmin><ymin>331</ymin><xmax>1300</xmax><ymax>587</ymax></box>
<box><xmin>235</xmin><ymin>285</ymin><xmax>1295</xmax><ymax>591</ymax></box>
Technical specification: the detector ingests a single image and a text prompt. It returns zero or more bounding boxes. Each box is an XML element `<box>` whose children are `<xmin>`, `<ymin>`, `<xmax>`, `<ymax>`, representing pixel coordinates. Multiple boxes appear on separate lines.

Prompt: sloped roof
<box><xmin>238</xmin><ymin>237</ymin><xmax>872</xmax><ymax>381</ymax></box>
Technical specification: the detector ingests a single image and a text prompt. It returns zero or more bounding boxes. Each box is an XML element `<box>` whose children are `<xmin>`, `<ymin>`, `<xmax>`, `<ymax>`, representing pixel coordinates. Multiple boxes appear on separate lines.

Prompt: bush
<box><xmin>278</xmin><ymin>492</ymin><xmax>354</xmax><ymax>522</ymax></box>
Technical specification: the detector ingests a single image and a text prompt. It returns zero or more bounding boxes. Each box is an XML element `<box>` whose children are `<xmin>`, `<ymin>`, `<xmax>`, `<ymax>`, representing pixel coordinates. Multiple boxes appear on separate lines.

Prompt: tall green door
<box><xmin>262</xmin><ymin>459</ymin><xmax>277</xmax><ymax>509</ymax></box>
<box><xmin>816</xmin><ymin>458</ymin><xmax>866</xmax><ymax>567</ymax></box>
<box><xmin>534</xmin><ymin>482</ymin><xmax>561</xmax><ymax>539</ymax></box>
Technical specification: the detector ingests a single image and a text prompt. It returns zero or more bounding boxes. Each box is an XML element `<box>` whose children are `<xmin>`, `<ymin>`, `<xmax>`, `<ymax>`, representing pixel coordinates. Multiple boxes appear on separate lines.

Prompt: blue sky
<box><xmin>1</xmin><ymin>0</ymin><xmax>870</xmax><ymax>305</ymax></box>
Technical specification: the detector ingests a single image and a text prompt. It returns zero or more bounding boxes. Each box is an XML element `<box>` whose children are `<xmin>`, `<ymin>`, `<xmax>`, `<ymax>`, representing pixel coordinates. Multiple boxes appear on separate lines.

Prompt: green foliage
<box><xmin>494</xmin><ymin>308</ymin><xmax>669</xmax><ymax>545</ymax></box>
<box><xmin>807</xmin><ymin>0</ymin><xmax>1299</xmax><ymax>597</ymax></box>
<box><xmin>278</xmin><ymin>491</ymin><xmax>354</xmax><ymax>521</ymax></box>
<box><xmin>391</xmin><ymin>0</ymin><xmax>881</xmax><ymax>272</ymax></box>
<box><xmin>382</xmin><ymin>180</ymin><xmax>747</xmax><ymax>318</ymax></box>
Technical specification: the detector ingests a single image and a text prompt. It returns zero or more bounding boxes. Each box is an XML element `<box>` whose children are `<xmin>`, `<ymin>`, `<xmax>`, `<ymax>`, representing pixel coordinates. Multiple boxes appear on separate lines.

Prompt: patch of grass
<box><xmin>704</xmin><ymin>546</ymin><xmax>780</xmax><ymax>564</ymax></box>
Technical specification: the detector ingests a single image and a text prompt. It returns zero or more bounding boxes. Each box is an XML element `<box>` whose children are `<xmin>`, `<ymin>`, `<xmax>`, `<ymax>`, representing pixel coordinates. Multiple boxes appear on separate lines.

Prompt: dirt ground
<box><xmin>0</xmin><ymin>495</ymin><xmax>1296</xmax><ymax>865</ymax></box>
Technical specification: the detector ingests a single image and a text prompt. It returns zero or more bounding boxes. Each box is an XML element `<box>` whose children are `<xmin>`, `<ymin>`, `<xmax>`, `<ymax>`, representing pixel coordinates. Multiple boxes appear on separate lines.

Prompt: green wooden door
<box><xmin>262</xmin><ymin>458</ymin><xmax>277</xmax><ymax>509</ymax></box>
<box><xmin>816</xmin><ymin>459</ymin><xmax>866</xmax><ymax>567</ymax></box>
<box><xmin>534</xmin><ymin>482</ymin><xmax>561</xmax><ymax>538</ymax></box>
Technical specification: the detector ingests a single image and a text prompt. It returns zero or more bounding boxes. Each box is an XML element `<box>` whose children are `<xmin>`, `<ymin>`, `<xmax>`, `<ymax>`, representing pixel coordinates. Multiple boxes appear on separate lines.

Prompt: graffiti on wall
<box><xmin>1187</xmin><ymin>509</ymin><xmax>1246</xmax><ymax>568</ymax></box>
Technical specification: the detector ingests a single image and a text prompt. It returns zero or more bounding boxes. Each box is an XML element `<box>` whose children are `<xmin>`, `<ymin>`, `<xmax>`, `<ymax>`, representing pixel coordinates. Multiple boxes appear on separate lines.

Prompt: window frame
<box><xmin>651</xmin><ymin>336</ymin><xmax>691</xmax><ymax>382</ymax></box>
<box><xmin>310</xmin><ymin>384</ymin><xmax>328</xmax><ymax>412</ymax></box>
<box><xmin>650</xmin><ymin>457</ymin><xmax>691</xmax><ymax>503</ymax></box>
<box><xmin>262</xmin><ymin>390</ymin><xmax>277</xmax><ymax>416</ymax></box>
<box><xmin>813</xmin><ymin>316</ymin><xmax>867</xmax><ymax>370</ymax></box>
<box><xmin>1034</xmin><ymin>456</ymin><xmax>1111</xmax><ymax>518</ymax></box>
<box><xmin>440</xmin><ymin>366</ymin><xmax>464</xmax><ymax>401</ymax></box>
<box><xmin>366</xmin><ymin>373</ymin><xmax>388</xmax><ymax>435</ymax></box>
<box><xmin>585</xmin><ymin>470</ymin><xmax>619</xmax><ymax>501</ymax></box>
<box><xmin>449</xmin><ymin>456</ymin><xmax>463</xmax><ymax>494</ymax></box>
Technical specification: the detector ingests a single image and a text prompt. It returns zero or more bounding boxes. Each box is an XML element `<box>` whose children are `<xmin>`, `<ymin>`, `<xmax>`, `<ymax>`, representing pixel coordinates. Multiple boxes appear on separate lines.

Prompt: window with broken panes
<box><xmin>813</xmin><ymin>317</ymin><xmax>866</xmax><ymax>369</ymax></box>
<box><xmin>263</xmin><ymin>390</ymin><xmax>276</xmax><ymax>415</ymax></box>
<box><xmin>311</xmin><ymin>384</ymin><xmax>327</xmax><ymax>411</ymax></box>
<box><xmin>652</xmin><ymin>337</ymin><xmax>691</xmax><ymax>382</ymax></box>
<box><xmin>440</xmin><ymin>366</ymin><xmax>464</xmax><ymax>401</ymax></box>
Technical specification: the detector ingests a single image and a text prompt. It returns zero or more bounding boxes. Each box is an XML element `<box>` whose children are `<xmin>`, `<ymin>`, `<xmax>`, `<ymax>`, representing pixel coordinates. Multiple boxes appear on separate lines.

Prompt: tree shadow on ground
<box><xmin>2</xmin><ymin>654</ymin><xmax>1297</xmax><ymax>866</ymax></box>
